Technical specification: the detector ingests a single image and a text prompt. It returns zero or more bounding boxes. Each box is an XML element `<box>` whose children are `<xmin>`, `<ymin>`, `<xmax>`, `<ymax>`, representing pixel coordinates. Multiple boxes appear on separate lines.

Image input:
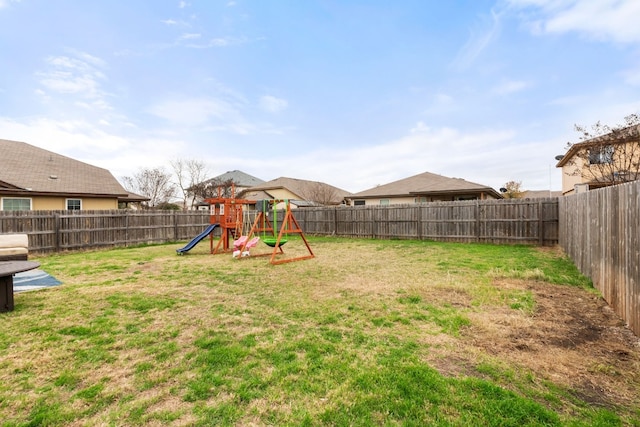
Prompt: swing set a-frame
<box><xmin>237</xmin><ymin>199</ymin><xmax>315</xmax><ymax>265</ymax></box>
<box><xmin>205</xmin><ymin>188</ymin><xmax>313</xmax><ymax>265</ymax></box>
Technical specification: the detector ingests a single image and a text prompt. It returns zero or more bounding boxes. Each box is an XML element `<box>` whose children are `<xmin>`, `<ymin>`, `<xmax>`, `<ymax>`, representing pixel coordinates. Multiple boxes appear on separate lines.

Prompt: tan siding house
<box><xmin>556</xmin><ymin>124</ymin><xmax>640</xmax><ymax>195</ymax></box>
<box><xmin>1</xmin><ymin>139</ymin><xmax>140</xmax><ymax>210</ymax></box>
<box><xmin>240</xmin><ymin>177</ymin><xmax>351</xmax><ymax>207</ymax></box>
<box><xmin>348</xmin><ymin>171</ymin><xmax>502</xmax><ymax>205</ymax></box>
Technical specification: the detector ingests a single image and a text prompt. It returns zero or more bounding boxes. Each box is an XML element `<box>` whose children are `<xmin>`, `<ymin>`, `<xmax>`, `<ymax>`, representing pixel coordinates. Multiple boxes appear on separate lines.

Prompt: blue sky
<box><xmin>2</xmin><ymin>0</ymin><xmax>640</xmax><ymax>193</ymax></box>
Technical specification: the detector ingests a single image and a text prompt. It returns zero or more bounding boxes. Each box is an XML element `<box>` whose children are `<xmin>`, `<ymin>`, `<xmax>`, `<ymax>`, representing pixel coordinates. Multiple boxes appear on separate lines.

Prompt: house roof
<box><xmin>240</xmin><ymin>177</ymin><xmax>352</xmax><ymax>205</ymax></box>
<box><xmin>0</xmin><ymin>139</ymin><xmax>129</xmax><ymax>197</ymax></box>
<box><xmin>556</xmin><ymin>124</ymin><xmax>640</xmax><ymax>167</ymax></box>
<box><xmin>202</xmin><ymin>170</ymin><xmax>265</xmax><ymax>188</ymax></box>
<box><xmin>118</xmin><ymin>191</ymin><xmax>150</xmax><ymax>203</ymax></box>
<box><xmin>522</xmin><ymin>190</ymin><xmax>562</xmax><ymax>198</ymax></box>
<box><xmin>350</xmin><ymin>171</ymin><xmax>502</xmax><ymax>199</ymax></box>
<box><xmin>238</xmin><ymin>189</ymin><xmax>272</xmax><ymax>201</ymax></box>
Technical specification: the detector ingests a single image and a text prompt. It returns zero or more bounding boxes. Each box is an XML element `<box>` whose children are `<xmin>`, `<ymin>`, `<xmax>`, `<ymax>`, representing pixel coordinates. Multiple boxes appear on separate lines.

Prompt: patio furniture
<box><xmin>0</xmin><ymin>260</ymin><xmax>40</xmax><ymax>312</ymax></box>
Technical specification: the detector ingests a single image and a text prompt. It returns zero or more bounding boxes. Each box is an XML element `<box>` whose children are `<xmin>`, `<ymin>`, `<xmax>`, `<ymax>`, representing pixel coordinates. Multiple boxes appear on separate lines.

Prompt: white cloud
<box><xmin>0</xmin><ymin>116</ymin><xmax>183</xmax><ymax>180</ymax></box>
<box><xmin>506</xmin><ymin>0</ymin><xmax>640</xmax><ymax>43</ymax></box>
<box><xmin>452</xmin><ymin>8</ymin><xmax>503</xmax><ymax>70</ymax></box>
<box><xmin>0</xmin><ymin>111</ymin><xmax>562</xmax><ymax>193</ymax></box>
<box><xmin>421</xmin><ymin>93</ymin><xmax>457</xmax><ymax>116</ymax></box>
<box><xmin>0</xmin><ymin>0</ymin><xmax>21</xmax><ymax>9</ymax></box>
<box><xmin>547</xmin><ymin>94</ymin><xmax>586</xmax><ymax>106</ymax></box>
<box><xmin>148</xmin><ymin>97</ymin><xmax>238</xmax><ymax>126</ymax></box>
<box><xmin>178</xmin><ymin>1</ymin><xmax>188</xmax><ymax>9</ymax></box>
<box><xmin>36</xmin><ymin>51</ymin><xmax>110</xmax><ymax>108</ymax></box>
<box><xmin>179</xmin><ymin>33</ymin><xmax>201</xmax><ymax>40</ymax></box>
<box><xmin>259</xmin><ymin>95</ymin><xmax>288</xmax><ymax>113</ymax></box>
<box><xmin>177</xmin><ymin>35</ymin><xmax>254</xmax><ymax>49</ymax></box>
<box><xmin>236</xmin><ymin>123</ymin><xmax>559</xmax><ymax>192</ymax></box>
<box><xmin>621</xmin><ymin>63</ymin><xmax>640</xmax><ymax>86</ymax></box>
<box><xmin>492</xmin><ymin>79</ymin><xmax>531</xmax><ymax>95</ymax></box>
<box><xmin>0</xmin><ymin>116</ymin><xmax>128</xmax><ymax>153</ymax></box>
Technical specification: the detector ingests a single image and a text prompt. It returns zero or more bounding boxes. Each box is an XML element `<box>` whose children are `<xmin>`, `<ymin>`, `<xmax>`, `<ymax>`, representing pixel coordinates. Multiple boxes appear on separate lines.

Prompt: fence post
<box><xmin>538</xmin><ymin>200</ymin><xmax>544</xmax><ymax>246</ymax></box>
<box><xmin>474</xmin><ymin>201</ymin><xmax>480</xmax><ymax>243</ymax></box>
<box><xmin>54</xmin><ymin>213</ymin><xmax>60</xmax><ymax>252</ymax></box>
<box><xmin>173</xmin><ymin>211</ymin><xmax>178</xmax><ymax>241</ymax></box>
<box><xmin>125</xmin><ymin>211</ymin><xmax>130</xmax><ymax>245</ymax></box>
<box><xmin>416</xmin><ymin>205</ymin><xmax>422</xmax><ymax>240</ymax></box>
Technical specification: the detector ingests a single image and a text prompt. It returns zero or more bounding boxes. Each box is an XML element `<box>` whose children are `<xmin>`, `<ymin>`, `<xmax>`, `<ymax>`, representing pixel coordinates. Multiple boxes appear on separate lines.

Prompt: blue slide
<box><xmin>176</xmin><ymin>224</ymin><xmax>219</xmax><ymax>254</ymax></box>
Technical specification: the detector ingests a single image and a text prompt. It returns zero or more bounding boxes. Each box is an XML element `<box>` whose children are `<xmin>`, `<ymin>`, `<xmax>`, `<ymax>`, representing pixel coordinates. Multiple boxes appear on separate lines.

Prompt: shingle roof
<box><xmin>243</xmin><ymin>177</ymin><xmax>352</xmax><ymax>204</ymax></box>
<box><xmin>0</xmin><ymin>139</ymin><xmax>129</xmax><ymax>197</ymax></box>
<box><xmin>203</xmin><ymin>170</ymin><xmax>265</xmax><ymax>187</ymax></box>
<box><xmin>351</xmin><ymin>171</ymin><xmax>501</xmax><ymax>198</ymax></box>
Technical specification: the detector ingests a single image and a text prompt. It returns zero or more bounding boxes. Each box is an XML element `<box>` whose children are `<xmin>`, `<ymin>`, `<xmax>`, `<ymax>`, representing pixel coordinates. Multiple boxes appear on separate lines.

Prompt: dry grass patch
<box><xmin>1</xmin><ymin>238</ymin><xmax>639</xmax><ymax>425</ymax></box>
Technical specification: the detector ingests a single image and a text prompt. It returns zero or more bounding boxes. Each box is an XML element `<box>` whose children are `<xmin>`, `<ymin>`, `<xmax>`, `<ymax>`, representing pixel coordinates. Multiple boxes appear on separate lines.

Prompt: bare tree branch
<box><xmin>170</xmin><ymin>159</ymin><xmax>210</xmax><ymax>210</ymax></box>
<box><xmin>563</xmin><ymin>114</ymin><xmax>640</xmax><ymax>187</ymax></box>
<box><xmin>299</xmin><ymin>182</ymin><xmax>339</xmax><ymax>205</ymax></box>
<box><xmin>121</xmin><ymin>167</ymin><xmax>176</xmax><ymax>209</ymax></box>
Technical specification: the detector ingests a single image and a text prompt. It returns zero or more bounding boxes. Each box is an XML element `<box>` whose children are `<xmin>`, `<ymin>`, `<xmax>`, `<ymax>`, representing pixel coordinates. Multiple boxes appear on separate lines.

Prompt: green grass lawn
<box><xmin>1</xmin><ymin>237</ymin><xmax>638</xmax><ymax>426</ymax></box>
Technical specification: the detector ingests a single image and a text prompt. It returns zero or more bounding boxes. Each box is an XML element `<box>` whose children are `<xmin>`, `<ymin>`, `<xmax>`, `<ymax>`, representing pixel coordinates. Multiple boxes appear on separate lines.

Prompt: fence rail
<box><xmin>0</xmin><ymin>199</ymin><xmax>559</xmax><ymax>254</ymax></box>
<box><xmin>0</xmin><ymin>210</ymin><xmax>211</xmax><ymax>253</ymax></box>
<box><xmin>559</xmin><ymin>180</ymin><xmax>640</xmax><ymax>336</ymax></box>
<box><xmin>295</xmin><ymin>198</ymin><xmax>558</xmax><ymax>245</ymax></box>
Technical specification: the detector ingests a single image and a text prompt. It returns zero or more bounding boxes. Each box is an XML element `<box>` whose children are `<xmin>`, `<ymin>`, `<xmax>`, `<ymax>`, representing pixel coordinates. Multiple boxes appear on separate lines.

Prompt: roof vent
<box><xmin>49</xmin><ymin>175</ymin><xmax>58</xmax><ymax>180</ymax></box>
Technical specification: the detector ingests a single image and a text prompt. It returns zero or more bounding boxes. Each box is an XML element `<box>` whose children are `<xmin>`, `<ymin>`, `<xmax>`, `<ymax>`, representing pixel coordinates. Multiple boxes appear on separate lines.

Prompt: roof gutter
<box><xmin>0</xmin><ymin>189</ymin><xmax>130</xmax><ymax>198</ymax></box>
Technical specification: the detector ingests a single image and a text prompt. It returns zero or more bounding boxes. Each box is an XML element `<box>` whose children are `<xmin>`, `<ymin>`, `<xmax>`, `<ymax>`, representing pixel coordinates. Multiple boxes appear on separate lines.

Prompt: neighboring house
<box><xmin>191</xmin><ymin>170</ymin><xmax>265</xmax><ymax>210</ymax></box>
<box><xmin>556</xmin><ymin>124</ymin><xmax>640</xmax><ymax>195</ymax></box>
<box><xmin>239</xmin><ymin>177</ymin><xmax>351</xmax><ymax>208</ymax></box>
<box><xmin>119</xmin><ymin>191</ymin><xmax>151</xmax><ymax>209</ymax></box>
<box><xmin>521</xmin><ymin>190</ymin><xmax>563</xmax><ymax>199</ymax></box>
<box><xmin>0</xmin><ymin>139</ymin><xmax>143</xmax><ymax>211</ymax></box>
<box><xmin>348</xmin><ymin>171</ymin><xmax>502</xmax><ymax>206</ymax></box>
<box><xmin>199</xmin><ymin>170</ymin><xmax>265</xmax><ymax>193</ymax></box>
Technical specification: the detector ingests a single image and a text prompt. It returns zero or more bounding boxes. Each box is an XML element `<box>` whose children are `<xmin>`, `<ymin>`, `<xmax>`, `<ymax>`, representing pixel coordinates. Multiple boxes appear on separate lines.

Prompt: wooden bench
<box><xmin>0</xmin><ymin>234</ymin><xmax>29</xmax><ymax>261</ymax></box>
<box><xmin>0</xmin><ymin>260</ymin><xmax>40</xmax><ymax>312</ymax></box>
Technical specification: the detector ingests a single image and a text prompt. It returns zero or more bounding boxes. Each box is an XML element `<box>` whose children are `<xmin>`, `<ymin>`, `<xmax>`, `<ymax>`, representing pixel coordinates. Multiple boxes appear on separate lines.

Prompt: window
<box><xmin>415</xmin><ymin>197</ymin><xmax>428</xmax><ymax>203</ymax></box>
<box><xmin>2</xmin><ymin>198</ymin><xmax>32</xmax><ymax>211</ymax></box>
<box><xmin>379</xmin><ymin>199</ymin><xmax>390</xmax><ymax>206</ymax></box>
<box><xmin>353</xmin><ymin>200</ymin><xmax>366</xmax><ymax>206</ymax></box>
<box><xmin>66</xmin><ymin>199</ymin><xmax>82</xmax><ymax>210</ymax></box>
<box><xmin>589</xmin><ymin>145</ymin><xmax>614</xmax><ymax>165</ymax></box>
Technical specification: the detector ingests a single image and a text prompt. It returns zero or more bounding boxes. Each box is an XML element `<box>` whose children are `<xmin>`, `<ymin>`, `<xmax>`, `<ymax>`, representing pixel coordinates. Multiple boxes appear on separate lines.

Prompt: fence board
<box><xmin>294</xmin><ymin>198</ymin><xmax>558</xmax><ymax>245</ymax></box>
<box><xmin>1</xmin><ymin>199</ymin><xmax>559</xmax><ymax>254</ymax></box>
<box><xmin>559</xmin><ymin>180</ymin><xmax>640</xmax><ymax>336</ymax></box>
<box><xmin>0</xmin><ymin>210</ymin><xmax>211</xmax><ymax>253</ymax></box>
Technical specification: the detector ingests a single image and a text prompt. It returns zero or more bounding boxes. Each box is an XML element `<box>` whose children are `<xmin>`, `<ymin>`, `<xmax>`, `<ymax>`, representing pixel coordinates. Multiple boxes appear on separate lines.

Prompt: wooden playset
<box><xmin>198</xmin><ymin>187</ymin><xmax>313</xmax><ymax>265</ymax></box>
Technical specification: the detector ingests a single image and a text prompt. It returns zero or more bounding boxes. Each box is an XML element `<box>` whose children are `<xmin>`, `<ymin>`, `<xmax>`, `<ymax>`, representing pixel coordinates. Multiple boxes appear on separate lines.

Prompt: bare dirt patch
<box><xmin>431</xmin><ymin>278</ymin><xmax>640</xmax><ymax>410</ymax></box>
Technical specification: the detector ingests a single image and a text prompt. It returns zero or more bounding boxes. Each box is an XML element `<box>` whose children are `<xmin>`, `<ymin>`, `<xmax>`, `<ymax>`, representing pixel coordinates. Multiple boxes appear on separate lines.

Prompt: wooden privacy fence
<box><xmin>0</xmin><ymin>210</ymin><xmax>211</xmax><ymax>253</ymax></box>
<box><xmin>295</xmin><ymin>198</ymin><xmax>559</xmax><ymax>245</ymax></box>
<box><xmin>0</xmin><ymin>199</ymin><xmax>559</xmax><ymax>253</ymax></box>
<box><xmin>559</xmin><ymin>180</ymin><xmax>640</xmax><ymax>336</ymax></box>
